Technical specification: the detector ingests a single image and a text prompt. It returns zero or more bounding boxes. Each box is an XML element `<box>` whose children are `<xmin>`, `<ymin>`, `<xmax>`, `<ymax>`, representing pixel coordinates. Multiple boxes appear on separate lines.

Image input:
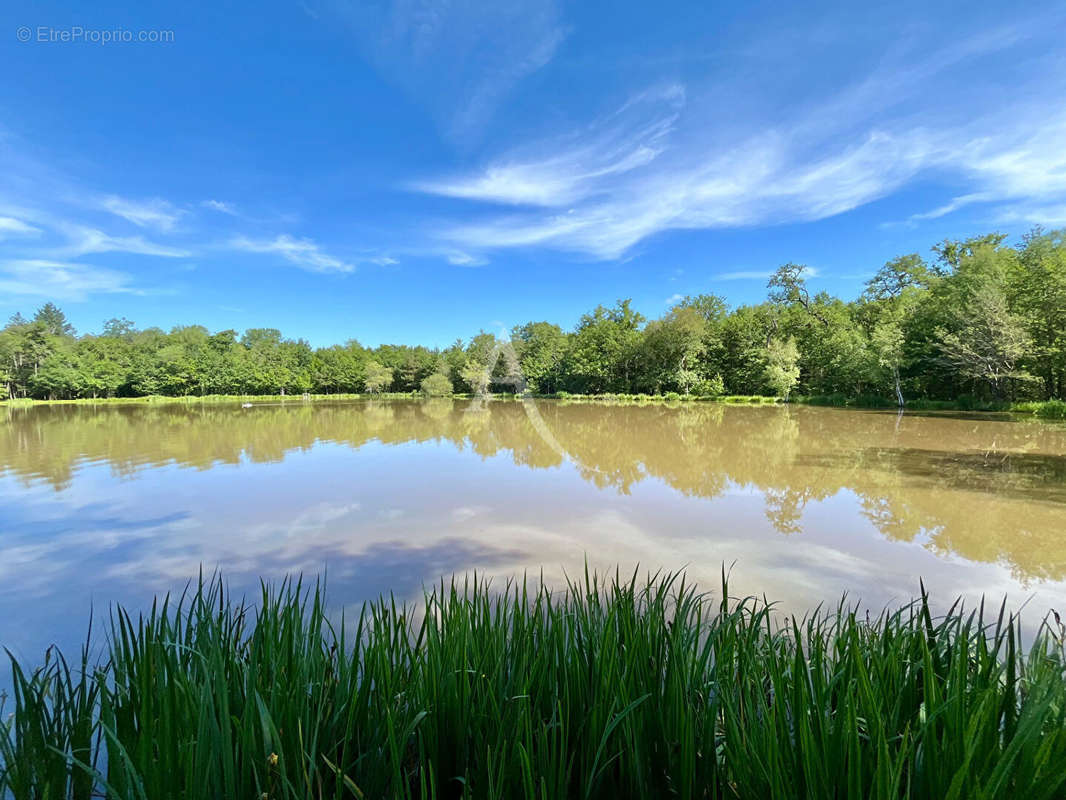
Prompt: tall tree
<box><xmin>934</xmin><ymin>282</ymin><xmax>1030</xmax><ymax>398</ymax></box>
<box><xmin>565</xmin><ymin>300</ymin><xmax>644</xmax><ymax>393</ymax></box>
<box><xmin>768</xmin><ymin>263</ymin><xmax>828</xmax><ymax>327</ymax></box>
<box><xmin>511</xmin><ymin>322</ymin><xmax>567</xmax><ymax>394</ymax></box>
<box><xmin>34</xmin><ymin>303</ymin><xmax>75</xmax><ymax>337</ymax></box>
<box><xmin>764</xmin><ymin>337</ymin><xmax>800</xmax><ymax>400</ymax></box>
<box><xmin>364</xmin><ymin>361</ymin><xmax>393</xmax><ymax>393</ymax></box>
<box><xmin>1011</xmin><ymin>229</ymin><xmax>1066</xmax><ymax>398</ymax></box>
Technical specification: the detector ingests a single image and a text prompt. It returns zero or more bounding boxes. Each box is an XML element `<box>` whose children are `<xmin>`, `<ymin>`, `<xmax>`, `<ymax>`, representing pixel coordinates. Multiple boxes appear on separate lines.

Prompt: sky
<box><xmin>2</xmin><ymin>0</ymin><xmax>1065</xmax><ymax>347</ymax></box>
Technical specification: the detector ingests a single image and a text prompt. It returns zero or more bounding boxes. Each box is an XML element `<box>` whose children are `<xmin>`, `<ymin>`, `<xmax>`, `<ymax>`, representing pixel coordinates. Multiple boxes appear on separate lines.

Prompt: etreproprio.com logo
<box><xmin>16</xmin><ymin>25</ymin><xmax>175</xmax><ymax>44</ymax></box>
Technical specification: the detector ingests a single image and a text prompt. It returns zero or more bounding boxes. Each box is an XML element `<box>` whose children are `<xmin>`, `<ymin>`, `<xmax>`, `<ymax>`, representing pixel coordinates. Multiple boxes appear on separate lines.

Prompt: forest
<box><xmin>2</xmin><ymin>230</ymin><xmax>1065</xmax><ymax>404</ymax></box>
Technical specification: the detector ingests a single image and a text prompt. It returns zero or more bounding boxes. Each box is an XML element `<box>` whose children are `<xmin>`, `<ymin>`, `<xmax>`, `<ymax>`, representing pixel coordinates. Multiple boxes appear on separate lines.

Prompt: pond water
<box><xmin>2</xmin><ymin>398</ymin><xmax>1066</xmax><ymax>677</ymax></box>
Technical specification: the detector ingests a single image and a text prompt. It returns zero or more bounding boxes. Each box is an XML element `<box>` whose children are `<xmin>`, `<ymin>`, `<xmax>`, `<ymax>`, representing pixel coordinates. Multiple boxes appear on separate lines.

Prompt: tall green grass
<box><xmin>3</xmin><ymin>570</ymin><xmax>1066</xmax><ymax>799</ymax></box>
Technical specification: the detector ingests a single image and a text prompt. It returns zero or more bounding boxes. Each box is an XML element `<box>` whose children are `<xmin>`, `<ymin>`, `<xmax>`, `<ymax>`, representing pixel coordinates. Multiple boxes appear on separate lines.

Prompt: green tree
<box><xmin>871</xmin><ymin>312</ymin><xmax>906</xmax><ymax>407</ymax></box>
<box><xmin>768</xmin><ymin>263</ymin><xmax>828</xmax><ymax>327</ymax></box>
<box><xmin>101</xmin><ymin>317</ymin><xmax>136</xmax><ymax>338</ymax></box>
<box><xmin>565</xmin><ymin>300</ymin><xmax>644</xmax><ymax>393</ymax></box>
<box><xmin>862</xmin><ymin>254</ymin><xmax>934</xmax><ymax>301</ymax></box>
<box><xmin>720</xmin><ymin>305</ymin><xmax>775</xmax><ymax>395</ymax></box>
<box><xmin>764</xmin><ymin>337</ymin><xmax>800</xmax><ymax>400</ymax></box>
<box><xmin>1011</xmin><ymin>229</ymin><xmax>1066</xmax><ymax>398</ymax></box>
<box><xmin>420</xmin><ymin>372</ymin><xmax>453</xmax><ymax>397</ymax></box>
<box><xmin>638</xmin><ymin>305</ymin><xmax>708</xmax><ymax>394</ymax></box>
<box><xmin>931</xmin><ymin>239</ymin><xmax>1031</xmax><ymax>399</ymax></box>
<box><xmin>934</xmin><ymin>282</ymin><xmax>1030</xmax><ymax>398</ymax></box>
<box><xmin>511</xmin><ymin>322</ymin><xmax>567</xmax><ymax>393</ymax></box>
<box><xmin>34</xmin><ymin>303</ymin><xmax>76</xmax><ymax>337</ymax></box>
<box><xmin>931</xmin><ymin>233</ymin><xmax>1008</xmax><ymax>274</ymax></box>
<box><xmin>364</xmin><ymin>361</ymin><xmax>393</xmax><ymax>393</ymax></box>
<box><xmin>460</xmin><ymin>360</ymin><xmax>491</xmax><ymax>396</ymax></box>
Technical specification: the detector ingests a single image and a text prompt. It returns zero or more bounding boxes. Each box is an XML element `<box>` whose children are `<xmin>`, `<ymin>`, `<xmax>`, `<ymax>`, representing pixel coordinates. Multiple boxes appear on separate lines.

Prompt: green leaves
<box><xmin>4</xmin><ymin>570</ymin><xmax>1066</xmax><ymax>799</ymax></box>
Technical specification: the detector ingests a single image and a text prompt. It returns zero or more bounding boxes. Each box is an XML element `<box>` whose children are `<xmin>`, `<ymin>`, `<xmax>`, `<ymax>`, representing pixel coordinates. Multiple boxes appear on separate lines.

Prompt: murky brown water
<box><xmin>2</xmin><ymin>398</ymin><xmax>1066</xmax><ymax>672</ymax></box>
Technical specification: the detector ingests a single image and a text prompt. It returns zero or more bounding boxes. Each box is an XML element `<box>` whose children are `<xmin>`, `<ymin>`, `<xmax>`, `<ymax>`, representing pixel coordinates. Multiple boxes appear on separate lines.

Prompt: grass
<box><xmin>7</xmin><ymin>391</ymin><xmax>1066</xmax><ymax>421</ymax></box>
<box><xmin>0</xmin><ymin>392</ymin><xmax>779</xmax><ymax>407</ymax></box>
<box><xmin>540</xmin><ymin>392</ymin><xmax>779</xmax><ymax>405</ymax></box>
<box><xmin>794</xmin><ymin>393</ymin><xmax>1066</xmax><ymax>419</ymax></box>
<box><xmin>3</xmin><ymin>570</ymin><xmax>1066</xmax><ymax>799</ymax></box>
<box><xmin>0</xmin><ymin>393</ymin><xmax>401</xmax><ymax>406</ymax></box>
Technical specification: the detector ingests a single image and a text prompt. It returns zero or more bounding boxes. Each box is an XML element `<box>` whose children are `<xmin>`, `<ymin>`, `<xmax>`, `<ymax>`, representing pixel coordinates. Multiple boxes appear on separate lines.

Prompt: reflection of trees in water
<box><xmin>3</xmin><ymin>401</ymin><xmax>1066</xmax><ymax>580</ymax></box>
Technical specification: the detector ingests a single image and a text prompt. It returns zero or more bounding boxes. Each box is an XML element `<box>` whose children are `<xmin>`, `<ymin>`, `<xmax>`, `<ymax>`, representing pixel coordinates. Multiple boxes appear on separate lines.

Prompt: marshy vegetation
<box><xmin>3</xmin><ymin>570</ymin><xmax>1066</xmax><ymax>799</ymax></box>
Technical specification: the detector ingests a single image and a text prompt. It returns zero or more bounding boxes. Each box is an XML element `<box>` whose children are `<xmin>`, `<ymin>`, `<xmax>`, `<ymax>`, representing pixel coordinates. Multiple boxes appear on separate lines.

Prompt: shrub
<box><xmin>1036</xmin><ymin>399</ymin><xmax>1066</xmax><ymax>419</ymax></box>
<box><xmin>693</xmin><ymin>374</ymin><xmax>726</xmax><ymax>397</ymax></box>
<box><xmin>420</xmin><ymin>373</ymin><xmax>453</xmax><ymax>397</ymax></box>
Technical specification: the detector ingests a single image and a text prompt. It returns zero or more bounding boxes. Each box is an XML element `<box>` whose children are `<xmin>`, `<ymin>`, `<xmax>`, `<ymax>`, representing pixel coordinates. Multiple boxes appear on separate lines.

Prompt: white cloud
<box><xmin>664</xmin><ymin>293</ymin><xmax>683</xmax><ymax>305</ymax></box>
<box><xmin>201</xmin><ymin>199</ymin><xmax>238</xmax><ymax>215</ymax></box>
<box><xmin>415</xmin><ymin>85</ymin><xmax>681</xmax><ymax>207</ymax></box>
<box><xmin>0</xmin><ymin>259</ymin><xmax>139</xmax><ymax>301</ymax></box>
<box><xmin>907</xmin><ymin>193</ymin><xmax>993</xmax><ymax>222</ymax></box>
<box><xmin>0</xmin><ymin>216</ymin><xmax>41</xmax><ymax>239</ymax></box>
<box><xmin>100</xmin><ymin>195</ymin><xmax>183</xmax><ymax>231</ymax></box>
<box><xmin>58</xmin><ymin>226</ymin><xmax>191</xmax><ymax>258</ymax></box>
<box><xmin>413</xmin><ymin>20</ymin><xmax>1066</xmax><ymax>260</ymax></box>
<box><xmin>229</xmin><ymin>234</ymin><xmax>355</xmax><ymax>272</ymax></box>
<box><xmin>904</xmin><ymin>116</ymin><xmax>1066</xmax><ymax>224</ymax></box>
<box><xmin>329</xmin><ymin>0</ymin><xmax>567</xmax><ymax>142</ymax></box>
<box><xmin>991</xmin><ymin>202</ymin><xmax>1066</xmax><ymax>228</ymax></box>
<box><xmin>431</xmin><ymin>121</ymin><xmax>941</xmax><ymax>259</ymax></box>
<box><xmin>445</xmin><ymin>250</ymin><xmax>487</xmax><ymax>266</ymax></box>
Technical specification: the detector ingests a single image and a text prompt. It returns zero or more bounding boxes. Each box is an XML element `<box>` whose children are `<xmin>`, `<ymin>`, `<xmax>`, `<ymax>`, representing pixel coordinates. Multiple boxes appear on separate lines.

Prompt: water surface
<box><xmin>3</xmin><ymin>399</ymin><xmax>1066</xmax><ymax>676</ymax></box>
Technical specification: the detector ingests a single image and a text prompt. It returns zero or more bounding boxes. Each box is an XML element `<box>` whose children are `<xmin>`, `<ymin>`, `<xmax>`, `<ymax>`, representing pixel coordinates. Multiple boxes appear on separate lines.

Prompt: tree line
<box><xmin>2</xmin><ymin>229</ymin><xmax>1065</xmax><ymax>404</ymax></box>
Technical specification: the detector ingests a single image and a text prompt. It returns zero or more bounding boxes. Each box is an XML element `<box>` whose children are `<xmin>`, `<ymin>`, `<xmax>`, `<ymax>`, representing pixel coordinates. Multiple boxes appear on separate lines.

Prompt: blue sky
<box><xmin>2</xmin><ymin>0</ymin><xmax>1065</xmax><ymax>347</ymax></box>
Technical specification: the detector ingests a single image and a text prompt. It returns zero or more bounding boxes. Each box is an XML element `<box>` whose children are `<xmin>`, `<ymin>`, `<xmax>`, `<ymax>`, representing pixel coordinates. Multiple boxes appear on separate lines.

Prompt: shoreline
<box><xmin>4</xmin><ymin>391</ymin><xmax>1064</xmax><ymax>419</ymax></box>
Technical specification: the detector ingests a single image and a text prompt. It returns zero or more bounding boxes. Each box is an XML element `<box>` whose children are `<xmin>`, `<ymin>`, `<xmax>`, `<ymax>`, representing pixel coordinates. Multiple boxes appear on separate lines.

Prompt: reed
<box><xmin>3</xmin><ymin>570</ymin><xmax>1066</xmax><ymax>799</ymax></box>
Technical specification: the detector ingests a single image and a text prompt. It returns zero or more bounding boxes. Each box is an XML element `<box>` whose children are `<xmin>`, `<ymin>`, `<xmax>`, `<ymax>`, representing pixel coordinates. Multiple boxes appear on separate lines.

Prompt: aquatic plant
<box><xmin>3</xmin><ymin>570</ymin><xmax>1066</xmax><ymax>799</ymax></box>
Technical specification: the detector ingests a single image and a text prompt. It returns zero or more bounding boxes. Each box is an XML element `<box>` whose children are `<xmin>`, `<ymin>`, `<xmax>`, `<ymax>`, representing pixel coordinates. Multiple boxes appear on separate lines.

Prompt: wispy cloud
<box><xmin>0</xmin><ymin>216</ymin><xmax>41</xmax><ymax>239</ymax></box>
<box><xmin>201</xmin><ymin>199</ymin><xmax>238</xmax><ymax>215</ymax></box>
<box><xmin>57</xmin><ymin>226</ymin><xmax>191</xmax><ymax>258</ymax></box>
<box><xmin>100</xmin><ymin>195</ymin><xmax>184</xmax><ymax>231</ymax></box>
<box><xmin>445</xmin><ymin>250</ymin><xmax>487</xmax><ymax>266</ymax></box>
<box><xmin>0</xmin><ymin>260</ymin><xmax>141</xmax><ymax>301</ymax></box>
<box><xmin>412</xmin><ymin>18</ymin><xmax>1066</xmax><ymax>260</ymax></box>
<box><xmin>415</xmin><ymin>85</ymin><xmax>682</xmax><ymax>206</ymax></box>
<box><xmin>327</xmin><ymin>0</ymin><xmax>567</xmax><ymax>142</ymax></box>
<box><xmin>907</xmin><ymin>193</ymin><xmax>993</xmax><ymax>222</ymax></box>
<box><xmin>229</xmin><ymin>234</ymin><xmax>355</xmax><ymax>272</ymax></box>
<box><xmin>712</xmin><ymin>267</ymin><xmax>819</xmax><ymax>282</ymax></box>
<box><xmin>420</xmin><ymin>96</ymin><xmax>943</xmax><ymax>258</ymax></box>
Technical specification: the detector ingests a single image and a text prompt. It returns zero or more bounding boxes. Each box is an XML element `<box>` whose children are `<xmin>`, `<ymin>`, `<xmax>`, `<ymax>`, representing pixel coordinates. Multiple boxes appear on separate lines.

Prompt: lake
<box><xmin>2</xmin><ymin>398</ymin><xmax>1066</xmax><ymax>679</ymax></box>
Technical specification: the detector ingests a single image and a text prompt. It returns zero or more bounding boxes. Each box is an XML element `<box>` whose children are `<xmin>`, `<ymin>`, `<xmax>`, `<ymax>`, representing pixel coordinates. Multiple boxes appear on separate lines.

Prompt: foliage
<box><xmin>1034</xmin><ymin>399</ymin><xmax>1066</xmax><ymax>419</ymax></box>
<box><xmin>764</xmin><ymin>337</ymin><xmax>801</xmax><ymax>400</ymax></box>
<box><xmin>511</xmin><ymin>321</ymin><xmax>567</xmax><ymax>394</ymax></box>
<box><xmin>420</xmin><ymin>372</ymin><xmax>454</xmax><ymax>397</ymax></box>
<box><xmin>459</xmin><ymin>360</ymin><xmax>491</xmax><ymax>396</ymax></box>
<box><xmin>4</xmin><ymin>229</ymin><xmax>1066</xmax><ymax>404</ymax></box>
<box><xmin>4</xmin><ymin>571</ymin><xmax>1066</xmax><ymax>799</ymax></box>
<box><xmin>363</xmin><ymin>361</ymin><xmax>393</xmax><ymax>393</ymax></box>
